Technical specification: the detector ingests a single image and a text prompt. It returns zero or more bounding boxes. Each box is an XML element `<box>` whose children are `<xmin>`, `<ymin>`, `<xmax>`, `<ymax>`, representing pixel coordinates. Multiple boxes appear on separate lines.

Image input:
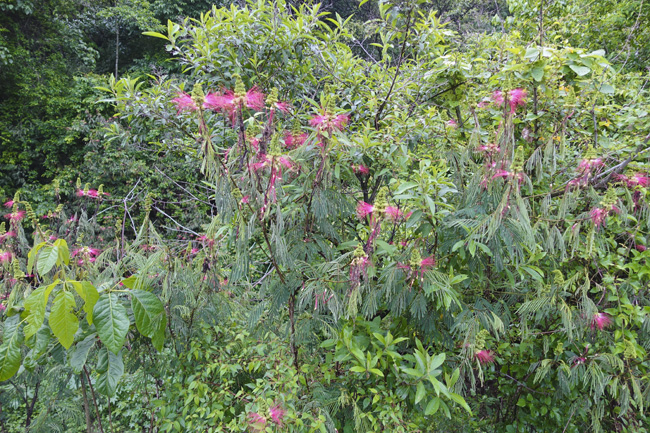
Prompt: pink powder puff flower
<box><xmin>477</xmin><ymin>100</ymin><xmax>490</xmax><ymax>109</ymax></box>
<box><xmin>269</xmin><ymin>404</ymin><xmax>285</xmax><ymax>425</ymax></box>
<box><xmin>272</xmin><ymin>101</ymin><xmax>291</xmax><ymax>114</ymax></box>
<box><xmin>477</xmin><ymin>143</ymin><xmax>500</xmax><ymax>154</ymax></box>
<box><xmin>591</xmin><ymin>312</ymin><xmax>612</xmax><ymax>330</ymax></box>
<box><xmin>72</xmin><ymin>246</ymin><xmax>100</xmax><ymax>257</ymax></box>
<box><xmin>618</xmin><ymin>173</ymin><xmax>650</xmax><ymax>188</ymax></box>
<box><xmin>492</xmin><ymin>170</ymin><xmax>511</xmax><ymax>179</ymax></box>
<box><xmin>284</xmin><ymin>132</ymin><xmax>308</xmax><ymax>149</ymax></box>
<box><xmin>241</xmin><ymin>195</ymin><xmax>250</xmax><ymax>205</ymax></box>
<box><xmin>492</xmin><ymin>90</ymin><xmax>504</xmax><ymax>106</ymax></box>
<box><xmin>475</xmin><ymin>350</ymin><xmax>495</xmax><ymax>364</ymax></box>
<box><xmin>509</xmin><ymin>88</ymin><xmax>527</xmax><ymax>109</ymax></box>
<box><xmin>247</xmin><ymin>412</ymin><xmax>267</xmax><ymax>432</ymax></box>
<box><xmin>447</xmin><ymin>118</ymin><xmax>458</xmax><ymax>128</ymax></box>
<box><xmin>206</xmin><ymin>88</ymin><xmax>265</xmax><ymax>116</ymax></box>
<box><xmin>578</xmin><ymin>157</ymin><xmax>604</xmax><ymax>173</ymax></box>
<box><xmin>385</xmin><ymin>206</ymin><xmax>410</xmax><ymax>221</ymax></box>
<box><xmin>4</xmin><ymin>210</ymin><xmax>25</xmax><ymax>222</ymax></box>
<box><xmin>0</xmin><ymin>251</ymin><xmax>12</xmax><ymax>263</ymax></box>
<box><xmin>67</xmin><ymin>216</ymin><xmax>77</xmax><ymax>224</ymax></box>
<box><xmin>352</xmin><ymin>164</ymin><xmax>370</xmax><ymax>175</ymax></box>
<box><xmin>3</xmin><ymin>200</ymin><xmax>14</xmax><ymax>208</ymax></box>
<box><xmin>0</xmin><ymin>304</ymin><xmax>5</xmax><ymax>313</ymax></box>
<box><xmin>356</xmin><ymin>201</ymin><xmax>374</xmax><ymax>219</ymax></box>
<box><xmin>0</xmin><ymin>231</ymin><xmax>16</xmax><ymax>243</ymax></box>
<box><xmin>398</xmin><ymin>256</ymin><xmax>436</xmax><ymax>279</ymax></box>
<box><xmin>635</xmin><ymin>244</ymin><xmax>647</xmax><ymax>252</ymax></box>
<box><xmin>172</xmin><ymin>92</ymin><xmax>197</xmax><ymax>112</ymax></box>
<box><xmin>590</xmin><ymin>207</ymin><xmax>609</xmax><ymax>227</ymax></box>
<box><xmin>309</xmin><ymin>108</ymin><xmax>349</xmax><ymax>133</ymax></box>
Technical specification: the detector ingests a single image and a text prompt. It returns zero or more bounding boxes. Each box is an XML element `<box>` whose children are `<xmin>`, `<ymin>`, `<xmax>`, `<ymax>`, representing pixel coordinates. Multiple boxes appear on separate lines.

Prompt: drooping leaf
<box><xmin>37</xmin><ymin>245</ymin><xmax>60</xmax><ymax>275</ymax></box>
<box><xmin>69</xmin><ymin>334</ymin><xmax>96</xmax><ymax>374</ymax></box>
<box><xmin>71</xmin><ymin>281</ymin><xmax>100</xmax><ymax>325</ymax></box>
<box><xmin>95</xmin><ymin>347</ymin><xmax>124</xmax><ymax>397</ymax></box>
<box><xmin>0</xmin><ymin>315</ymin><xmax>24</xmax><ymax>381</ymax></box>
<box><xmin>131</xmin><ymin>290</ymin><xmax>164</xmax><ymax>337</ymax></box>
<box><xmin>50</xmin><ymin>290</ymin><xmax>79</xmax><ymax>350</ymax></box>
<box><xmin>93</xmin><ymin>293</ymin><xmax>129</xmax><ymax>354</ymax></box>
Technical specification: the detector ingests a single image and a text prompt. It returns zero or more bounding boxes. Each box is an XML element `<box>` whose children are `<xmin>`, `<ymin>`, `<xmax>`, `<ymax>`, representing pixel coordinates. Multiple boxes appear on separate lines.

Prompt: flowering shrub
<box><xmin>1</xmin><ymin>0</ymin><xmax>650</xmax><ymax>432</ymax></box>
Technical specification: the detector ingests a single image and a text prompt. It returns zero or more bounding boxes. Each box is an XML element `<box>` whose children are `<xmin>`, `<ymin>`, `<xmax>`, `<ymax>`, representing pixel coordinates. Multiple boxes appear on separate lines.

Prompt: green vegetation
<box><xmin>0</xmin><ymin>0</ymin><xmax>649</xmax><ymax>432</ymax></box>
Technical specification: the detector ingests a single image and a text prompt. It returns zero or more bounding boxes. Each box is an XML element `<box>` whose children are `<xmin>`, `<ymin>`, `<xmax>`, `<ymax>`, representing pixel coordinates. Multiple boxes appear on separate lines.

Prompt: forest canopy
<box><xmin>0</xmin><ymin>0</ymin><xmax>649</xmax><ymax>432</ymax></box>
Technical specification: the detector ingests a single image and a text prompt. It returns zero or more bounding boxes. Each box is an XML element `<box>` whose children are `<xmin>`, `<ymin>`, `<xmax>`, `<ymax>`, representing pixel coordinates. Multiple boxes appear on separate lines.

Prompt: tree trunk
<box><xmin>81</xmin><ymin>373</ymin><xmax>94</xmax><ymax>433</ymax></box>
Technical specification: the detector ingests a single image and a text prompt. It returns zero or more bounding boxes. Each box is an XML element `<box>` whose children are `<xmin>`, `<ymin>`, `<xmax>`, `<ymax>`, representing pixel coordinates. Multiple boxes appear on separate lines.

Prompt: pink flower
<box><xmin>578</xmin><ymin>157</ymin><xmax>604</xmax><ymax>173</ymax></box>
<box><xmin>447</xmin><ymin>119</ymin><xmax>458</xmax><ymax>128</ymax></box>
<box><xmin>618</xmin><ymin>173</ymin><xmax>649</xmax><ymax>188</ymax></box>
<box><xmin>3</xmin><ymin>200</ymin><xmax>14</xmax><ymax>208</ymax></box>
<box><xmin>241</xmin><ymin>195</ymin><xmax>250</xmax><ymax>205</ymax></box>
<box><xmin>269</xmin><ymin>404</ymin><xmax>285</xmax><ymax>425</ymax></box>
<box><xmin>72</xmin><ymin>247</ymin><xmax>100</xmax><ymax>257</ymax></box>
<box><xmin>590</xmin><ymin>207</ymin><xmax>608</xmax><ymax>227</ymax></box>
<box><xmin>247</xmin><ymin>412</ymin><xmax>267</xmax><ymax>432</ymax></box>
<box><xmin>309</xmin><ymin>109</ymin><xmax>349</xmax><ymax>133</ymax></box>
<box><xmin>67</xmin><ymin>216</ymin><xmax>77</xmax><ymax>224</ymax></box>
<box><xmin>0</xmin><ymin>304</ymin><xmax>5</xmax><ymax>313</ymax></box>
<box><xmin>475</xmin><ymin>350</ymin><xmax>495</xmax><ymax>364</ymax></box>
<box><xmin>477</xmin><ymin>143</ymin><xmax>500</xmax><ymax>154</ymax></box>
<box><xmin>509</xmin><ymin>88</ymin><xmax>527</xmax><ymax>108</ymax></box>
<box><xmin>635</xmin><ymin>244</ymin><xmax>646</xmax><ymax>252</ymax></box>
<box><xmin>492</xmin><ymin>170</ymin><xmax>511</xmax><ymax>179</ymax></box>
<box><xmin>356</xmin><ymin>201</ymin><xmax>374</xmax><ymax>219</ymax></box>
<box><xmin>491</xmin><ymin>90</ymin><xmax>504</xmax><ymax>106</ymax></box>
<box><xmin>385</xmin><ymin>206</ymin><xmax>409</xmax><ymax>221</ymax></box>
<box><xmin>205</xmin><ymin>88</ymin><xmax>265</xmax><ymax>119</ymax></box>
<box><xmin>572</xmin><ymin>356</ymin><xmax>586</xmax><ymax>368</ymax></box>
<box><xmin>273</xmin><ymin>101</ymin><xmax>291</xmax><ymax>113</ymax></box>
<box><xmin>172</xmin><ymin>92</ymin><xmax>197</xmax><ymax>112</ymax></box>
<box><xmin>4</xmin><ymin>210</ymin><xmax>25</xmax><ymax>222</ymax></box>
<box><xmin>0</xmin><ymin>251</ymin><xmax>12</xmax><ymax>263</ymax></box>
<box><xmin>352</xmin><ymin>164</ymin><xmax>369</xmax><ymax>175</ymax></box>
<box><xmin>284</xmin><ymin>132</ymin><xmax>308</xmax><ymax>149</ymax></box>
<box><xmin>591</xmin><ymin>313</ymin><xmax>612</xmax><ymax>330</ymax></box>
<box><xmin>0</xmin><ymin>231</ymin><xmax>16</xmax><ymax>243</ymax></box>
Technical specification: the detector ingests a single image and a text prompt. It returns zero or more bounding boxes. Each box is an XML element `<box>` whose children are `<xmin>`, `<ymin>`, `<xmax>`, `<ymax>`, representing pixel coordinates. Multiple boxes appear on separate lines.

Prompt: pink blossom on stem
<box><xmin>269</xmin><ymin>404</ymin><xmax>285</xmax><ymax>425</ymax></box>
<box><xmin>273</xmin><ymin>101</ymin><xmax>291</xmax><ymax>113</ymax></box>
<box><xmin>356</xmin><ymin>202</ymin><xmax>374</xmax><ymax>219</ymax></box>
<box><xmin>590</xmin><ymin>207</ymin><xmax>608</xmax><ymax>227</ymax></box>
<box><xmin>635</xmin><ymin>244</ymin><xmax>646</xmax><ymax>252</ymax></box>
<box><xmin>447</xmin><ymin>119</ymin><xmax>458</xmax><ymax>128</ymax></box>
<box><xmin>171</xmin><ymin>92</ymin><xmax>198</xmax><ymax>112</ymax></box>
<box><xmin>385</xmin><ymin>206</ymin><xmax>411</xmax><ymax>222</ymax></box>
<box><xmin>284</xmin><ymin>132</ymin><xmax>308</xmax><ymax>149</ymax></box>
<box><xmin>3</xmin><ymin>200</ymin><xmax>14</xmax><ymax>208</ymax></box>
<box><xmin>309</xmin><ymin>109</ymin><xmax>349</xmax><ymax>133</ymax></box>
<box><xmin>0</xmin><ymin>231</ymin><xmax>16</xmax><ymax>243</ymax></box>
<box><xmin>4</xmin><ymin>210</ymin><xmax>25</xmax><ymax>222</ymax></box>
<box><xmin>475</xmin><ymin>350</ymin><xmax>495</xmax><ymax>364</ymax></box>
<box><xmin>247</xmin><ymin>412</ymin><xmax>267</xmax><ymax>432</ymax></box>
<box><xmin>617</xmin><ymin>173</ymin><xmax>650</xmax><ymax>188</ymax></box>
<box><xmin>591</xmin><ymin>312</ymin><xmax>612</xmax><ymax>330</ymax></box>
<box><xmin>352</xmin><ymin>164</ymin><xmax>370</xmax><ymax>175</ymax></box>
<box><xmin>0</xmin><ymin>251</ymin><xmax>12</xmax><ymax>263</ymax></box>
<box><xmin>509</xmin><ymin>88</ymin><xmax>527</xmax><ymax>109</ymax></box>
<box><xmin>578</xmin><ymin>157</ymin><xmax>604</xmax><ymax>173</ymax></box>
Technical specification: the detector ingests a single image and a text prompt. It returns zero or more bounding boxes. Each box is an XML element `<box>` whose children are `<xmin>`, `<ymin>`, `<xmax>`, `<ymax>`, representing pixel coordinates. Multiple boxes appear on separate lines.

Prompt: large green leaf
<box><xmin>151</xmin><ymin>314</ymin><xmax>167</xmax><ymax>352</ymax></box>
<box><xmin>71</xmin><ymin>281</ymin><xmax>99</xmax><ymax>325</ymax></box>
<box><xmin>50</xmin><ymin>291</ymin><xmax>79</xmax><ymax>350</ymax></box>
<box><xmin>0</xmin><ymin>315</ymin><xmax>24</xmax><ymax>381</ymax></box>
<box><xmin>95</xmin><ymin>347</ymin><xmax>124</xmax><ymax>397</ymax></box>
<box><xmin>37</xmin><ymin>245</ymin><xmax>59</xmax><ymax>275</ymax></box>
<box><xmin>93</xmin><ymin>293</ymin><xmax>129</xmax><ymax>354</ymax></box>
<box><xmin>24</xmin><ymin>287</ymin><xmax>47</xmax><ymax>339</ymax></box>
<box><xmin>69</xmin><ymin>334</ymin><xmax>96</xmax><ymax>374</ymax></box>
<box><xmin>53</xmin><ymin>239</ymin><xmax>70</xmax><ymax>265</ymax></box>
<box><xmin>131</xmin><ymin>290</ymin><xmax>164</xmax><ymax>337</ymax></box>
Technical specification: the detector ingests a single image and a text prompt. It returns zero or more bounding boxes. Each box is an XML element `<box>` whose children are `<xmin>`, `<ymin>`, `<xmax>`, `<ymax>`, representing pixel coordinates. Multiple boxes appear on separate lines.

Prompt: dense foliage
<box><xmin>1</xmin><ymin>0</ymin><xmax>649</xmax><ymax>432</ymax></box>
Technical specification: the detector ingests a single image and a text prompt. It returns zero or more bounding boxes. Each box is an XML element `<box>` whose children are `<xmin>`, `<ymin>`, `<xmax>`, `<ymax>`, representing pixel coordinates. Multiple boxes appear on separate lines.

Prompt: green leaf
<box><xmin>531</xmin><ymin>66</ymin><xmax>544</xmax><ymax>82</ymax></box>
<box><xmin>131</xmin><ymin>290</ymin><xmax>164</xmax><ymax>338</ymax></box>
<box><xmin>350</xmin><ymin>366</ymin><xmax>367</xmax><ymax>373</ymax></box>
<box><xmin>24</xmin><ymin>287</ymin><xmax>47</xmax><ymax>339</ymax></box>
<box><xmin>151</xmin><ymin>314</ymin><xmax>166</xmax><ymax>352</ymax></box>
<box><xmin>142</xmin><ymin>31</ymin><xmax>169</xmax><ymax>41</ymax></box>
<box><xmin>0</xmin><ymin>315</ymin><xmax>24</xmax><ymax>381</ymax></box>
<box><xmin>425</xmin><ymin>397</ymin><xmax>440</xmax><ymax>415</ymax></box>
<box><xmin>69</xmin><ymin>334</ymin><xmax>96</xmax><ymax>374</ymax></box>
<box><xmin>50</xmin><ymin>291</ymin><xmax>79</xmax><ymax>350</ymax></box>
<box><xmin>524</xmin><ymin>47</ymin><xmax>540</xmax><ymax>60</ymax></box>
<box><xmin>599</xmin><ymin>84</ymin><xmax>615</xmax><ymax>94</ymax></box>
<box><xmin>569</xmin><ymin>64</ymin><xmax>590</xmax><ymax>76</ymax></box>
<box><xmin>95</xmin><ymin>347</ymin><xmax>124</xmax><ymax>397</ymax></box>
<box><xmin>429</xmin><ymin>353</ymin><xmax>445</xmax><ymax>371</ymax></box>
<box><xmin>93</xmin><ymin>293</ymin><xmax>129</xmax><ymax>354</ymax></box>
<box><xmin>449</xmin><ymin>392</ymin><xmax>471</xmax><ymax>413</ymax></box>
<box><xmin>53</xmin><ymin>239</ymin><xmax>69</xmax><ymax>265</ymax></box>
<box><xmin>71</xmin><ymin>281</ymin><xmax>99</xmax><ymax>325</ymax></box>
<box><xmin>415</xmin><ymin>382</ymin><xmax>426</xmax><ymax>404</ymax></box>
<box><xmin>27</xmin><ymin>242</ymin><xmax>47</xmax><ymax>274</ymax></box>
<box><xmin>37</xmin><ymin>246</ymin><xmax>59</xmax><ymax>275</ymax></box>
